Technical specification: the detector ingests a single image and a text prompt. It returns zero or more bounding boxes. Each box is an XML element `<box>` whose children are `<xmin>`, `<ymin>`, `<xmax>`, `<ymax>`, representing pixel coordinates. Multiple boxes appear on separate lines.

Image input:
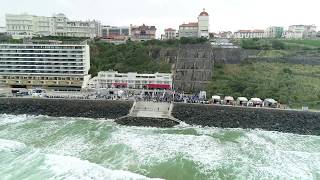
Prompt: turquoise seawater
<box><xmin>0</xmin><ymin>114</ymin><xmax>319</xmax><ymax>180</ymax></box>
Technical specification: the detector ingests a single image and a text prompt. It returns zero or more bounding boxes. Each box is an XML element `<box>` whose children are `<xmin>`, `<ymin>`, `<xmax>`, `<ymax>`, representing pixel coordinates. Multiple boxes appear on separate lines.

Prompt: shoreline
<box><xmin>0</xmin><ymin>98</ymin><xmax>319</xmax><ymax>135</ymax></box>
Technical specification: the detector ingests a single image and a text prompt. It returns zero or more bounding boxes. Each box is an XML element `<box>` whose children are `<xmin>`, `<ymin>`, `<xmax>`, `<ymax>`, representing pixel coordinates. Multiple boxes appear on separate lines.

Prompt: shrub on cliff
<box><xmin>89</xmin><ymin>40</ymin><xmax>172</xmax><ymax>76</ymax></box>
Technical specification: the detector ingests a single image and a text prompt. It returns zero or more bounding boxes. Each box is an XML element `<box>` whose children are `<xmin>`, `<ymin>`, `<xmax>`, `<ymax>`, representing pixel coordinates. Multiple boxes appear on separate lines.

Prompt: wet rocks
<box><xmin>115</xmin><ymin>116</ymin><xmax>179</xmax><ymax>128</ymax></box>
<box><xmin>172</xmin><ymin>103</ymin><xmax>320</xmax><ymax>136</ymax></box>
<box><xmin>0</xmin><ymin>98</ymin><xmax>133</xmax><ymax>119</ymax></box>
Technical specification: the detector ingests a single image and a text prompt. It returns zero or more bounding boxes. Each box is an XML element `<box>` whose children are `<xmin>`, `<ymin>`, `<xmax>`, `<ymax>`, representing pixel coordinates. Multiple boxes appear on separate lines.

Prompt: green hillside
<box><xmin>89</xmin><ymin>38</ymin><xmax>207</xmax><ymax>76</ymax></box>
<box><xmin>239</xmin><ymin>38</ymin><xmax>320</xmax><ymax>51</ymax></box>
<box><xmin>207</xmin><ymin>62</ymin><xmax>320</xmax><ymax>109</ymax></box>
<box><xmin>89</xmin><ymin>40</ymin><xmax>172</xmax><ymax>76</ymax></box>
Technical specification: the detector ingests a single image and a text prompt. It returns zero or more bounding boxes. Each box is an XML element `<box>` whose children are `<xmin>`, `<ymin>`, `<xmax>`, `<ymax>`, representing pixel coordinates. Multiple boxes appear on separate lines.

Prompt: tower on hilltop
<box><xmin>198</xmin><ymin>8</ymin><xmax>209</xmax><ymax>38</ymax></box>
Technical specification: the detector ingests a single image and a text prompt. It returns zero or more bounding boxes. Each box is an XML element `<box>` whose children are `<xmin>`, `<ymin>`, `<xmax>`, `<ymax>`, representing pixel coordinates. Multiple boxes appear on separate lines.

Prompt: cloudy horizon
<box><xmin>1</xmin><ymin>0</ymin><xmax>319</xmax><ymax>37</ymax></box>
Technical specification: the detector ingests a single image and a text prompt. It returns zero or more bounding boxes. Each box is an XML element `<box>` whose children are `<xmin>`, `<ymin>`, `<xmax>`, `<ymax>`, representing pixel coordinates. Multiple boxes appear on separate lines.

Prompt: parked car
<box><xmin>31</xmin><ymin>89</ymin><xmax>47</xmax><ymax>98</ymax></box>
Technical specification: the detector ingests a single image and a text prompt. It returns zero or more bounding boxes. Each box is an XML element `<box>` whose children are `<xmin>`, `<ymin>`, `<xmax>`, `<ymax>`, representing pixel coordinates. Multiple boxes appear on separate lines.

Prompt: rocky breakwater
<box><xmin>172</xmin><ymin>103</ymin><xmax>320</xmax><ymax>136</ymax></box>
<box><xmin>116</xmin><ymin>117</ymin><xmax>179</xmax><ymax>128</ymax></box>
<box><xmin>0</xmin><ymin>98</ymin><xmax>133</xmax><ymax>119</ymax></box>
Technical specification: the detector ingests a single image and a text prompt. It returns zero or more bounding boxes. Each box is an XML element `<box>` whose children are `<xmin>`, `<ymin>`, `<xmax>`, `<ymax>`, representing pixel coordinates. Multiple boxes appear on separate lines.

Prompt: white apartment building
<box><xmin>285</xmin><ymin>25</ymin><xmax>317</xmax><ymax>39</ymax></box>
<box><xmin>264</xmin><ymin>26</ymin><xmax>284</xmax><ymax>38</ymax></box>
<box><xmin>0</xmin><ymin>43</ymin><xmax>91</xmax><ymax>91</ymax></box>
<box><xmin>162</xmin><ymin>28</ymin><xmax>177</xmax><ymax>40</ymax></box>
<box><xmin>179</xmin><ymin>22</ymin><xmax>199</xmax><ymax>38</ymax></box>
<box><xmin>234</xmin><ymin>30</ymin><xmax>265</xmax><ymax>39</ymax></box>
<box><xmin>6</xmin><ymin>13</ymin><xmax>102</xmax><ymax>39</ymax></box>
<box><xmin>88</xmin><ymin>71</ymin><xmax>172</xmax><ymax>90</ymax></box>
<box><xmin>179</xmin><ymin>9</ymin><xmax>210</xmax><ymax>39</ymax></box>
<box><xmin>198</xmin><ymin>9</ymin><xmax>209</xmax><ymax>38</ymax></box>
<box><xmin>0</xmin><ymin>27</ymin><xmax>6</xmax><ymax>34</ymax></box>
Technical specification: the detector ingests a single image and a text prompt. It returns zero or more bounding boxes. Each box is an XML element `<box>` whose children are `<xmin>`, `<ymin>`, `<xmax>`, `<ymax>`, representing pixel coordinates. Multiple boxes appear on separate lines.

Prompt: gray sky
<box><xmin>1</xmin><ymin>0</ymin><xmax>319</xmax><ymax>37</ymax></box>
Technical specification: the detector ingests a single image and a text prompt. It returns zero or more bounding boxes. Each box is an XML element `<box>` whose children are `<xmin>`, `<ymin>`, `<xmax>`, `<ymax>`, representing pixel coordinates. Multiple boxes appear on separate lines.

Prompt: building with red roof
<box><xmin>130</xmin><ymin>24</ymin><xmax>157</xmax><ymax>42</ymax></box>
<box><xmin>178</xmin><ymin>9</ymin><xmax>209</xmax><ymax>38</ymax></box>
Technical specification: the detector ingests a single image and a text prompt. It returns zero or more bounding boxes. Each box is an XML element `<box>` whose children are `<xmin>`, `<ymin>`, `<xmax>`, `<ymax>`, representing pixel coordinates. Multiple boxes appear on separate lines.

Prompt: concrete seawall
<box><xmin>0</xmin><ymin>98</ymin><xmax>133</xmax><ymax>119</ymax></box>
<box><xmin>172</xmin><ymin>103</ymin><xmax>320</xmax><ymax>136</ymax></box>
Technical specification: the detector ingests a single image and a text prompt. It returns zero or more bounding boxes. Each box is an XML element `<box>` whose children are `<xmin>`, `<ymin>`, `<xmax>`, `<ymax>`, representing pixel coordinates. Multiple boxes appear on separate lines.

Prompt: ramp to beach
<box><xmin>130</xmin><ymin>101</ymin><xmax>173</xmax><ymax>118</ymax></box>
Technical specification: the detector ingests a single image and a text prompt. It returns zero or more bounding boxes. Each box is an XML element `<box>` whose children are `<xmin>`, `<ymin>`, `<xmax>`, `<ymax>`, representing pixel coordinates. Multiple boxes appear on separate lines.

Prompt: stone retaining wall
<box><xmin>172</xmin><ymin>103</ymin><xmax>320</xmax><ymax>135</ymax></box>
<box><xmin>0</xmin><ymin>98</ymin><xmax>133</xmax><ymax>119</ymax></box>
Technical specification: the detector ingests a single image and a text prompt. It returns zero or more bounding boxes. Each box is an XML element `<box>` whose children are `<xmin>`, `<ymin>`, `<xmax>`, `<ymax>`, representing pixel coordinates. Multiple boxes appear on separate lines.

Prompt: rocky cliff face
<box><xmin>173</xmin><ymin>44</ymin><xmax>214</xmax><ymax>93</ymax></box>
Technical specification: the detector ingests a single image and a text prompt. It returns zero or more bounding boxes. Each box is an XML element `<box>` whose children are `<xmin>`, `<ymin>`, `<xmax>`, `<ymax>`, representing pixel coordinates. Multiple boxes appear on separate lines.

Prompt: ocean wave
<box><xmin>0</xmin><ymin>138</ymin><xmax>27</xmax><ymax>152</ymax></box>
<box><xmin>0</xmin><ymin>114</ymin><xmax>30</xmax><ymax>126</ymax></box>
<box><xmin>44</xmin><ymin>154</ymin><xmax>162</xmax><ymax>180</ymax></box>
<box><xmin>109</xmin><ymin>128</ymin><xmax>225</xmax><ymax>174</ymax></box>
<box><xmin>0</xmin><ymin>138</ymin><xmax>161</xmax><ymax>180</ymax></box>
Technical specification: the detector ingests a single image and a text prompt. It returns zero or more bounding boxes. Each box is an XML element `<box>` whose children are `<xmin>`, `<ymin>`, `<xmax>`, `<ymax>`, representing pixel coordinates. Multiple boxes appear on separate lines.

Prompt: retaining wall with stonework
<box><xmin>0</xmin><ymin>98</ymin><xmax>133</xmax><ymax>119</ymax></box>
<box><xmin>172</xmin><ymin>103</ymin><xmax>320</xmax><ymax>136</ymax></box>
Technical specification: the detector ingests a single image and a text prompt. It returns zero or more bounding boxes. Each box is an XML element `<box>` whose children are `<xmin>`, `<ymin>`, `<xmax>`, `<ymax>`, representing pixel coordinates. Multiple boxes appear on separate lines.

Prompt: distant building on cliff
<box><xmin>161</xmin><ymin>28</ymin><xmax>177</xmax><ymax>40</ymax></box>
<box><xmin>179</xmin><ymin>22</ymin><xmax>199</xmax><ymax>38</ymax></box>
<box><xmin>0</xmin><ymin>27</ymin><xmax>6</xmax><ymax>35</ymax></box>
<box><xmin>213</xmin><ymin>31</ymin><xmax>233</xmax><ymax>39</ymax></box>
<box><xmin>178</xmin><ymin>9</ymin><xmax>210</xmax><ymax>39</ymax></box>
<box><xmin>264</xmin><ymin>26</ymin><xmax>284</xmax><ymax>38</ymax></box>
<box><xmin>101</xmin><ymin>25</ymin><xmax>130</xmax><ymax>44</ymax></box>
<box><xmin>234</xmin><ymin>30</ymin><xmax>265</xmax><ymax>39</ymax></box>
<box><xmin>0</xmin><ymin>41</ymin><xmax>91</xmax><ymax>91</ymax></box>
<box><xmin>284</xmin><ymin>25</ymin><xmax>317</xmax><ymax>39</ymax></box>
<box><xmin>5</xmin><ymin>13</ymin><xmax>102</xmax><ymax>39</ymax></box>
<box><xmin>130</xmin><ymin>24</ymin><xmax>156</xmax><ymax>42</ymax></box>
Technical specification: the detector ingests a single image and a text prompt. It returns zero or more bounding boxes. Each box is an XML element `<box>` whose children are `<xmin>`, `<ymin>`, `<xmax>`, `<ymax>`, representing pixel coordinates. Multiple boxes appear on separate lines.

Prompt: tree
<box><xmin>271</xmin><ymin>40</ymin><xmax>285</xmax><ymax>50</ymax></box>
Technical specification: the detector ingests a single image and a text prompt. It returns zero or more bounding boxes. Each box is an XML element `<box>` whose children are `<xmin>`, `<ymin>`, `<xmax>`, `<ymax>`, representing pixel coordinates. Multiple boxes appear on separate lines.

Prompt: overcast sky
<box><xmin>1</xmin><ymin>0</ymin><xmax>319</xmax><ymax>37</ymax></box>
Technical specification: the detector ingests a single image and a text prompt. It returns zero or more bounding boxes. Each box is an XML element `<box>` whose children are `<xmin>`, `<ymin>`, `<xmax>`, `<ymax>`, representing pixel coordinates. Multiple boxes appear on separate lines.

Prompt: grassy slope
<box><xmin>207</xmin><ymin>62</ymin><xmax>320</xmax><ymax>109</ymax></box>
<box><xmin>284</xmin><ymin>39</ymin><xmax>320</xmax><ymax>49</ymax></box>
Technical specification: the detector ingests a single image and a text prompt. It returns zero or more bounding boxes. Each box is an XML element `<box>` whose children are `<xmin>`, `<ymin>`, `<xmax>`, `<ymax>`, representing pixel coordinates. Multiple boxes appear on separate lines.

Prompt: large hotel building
<box><xmin>0</xmin><ymin>42</ymin><xmax>91</xmax><ymax>91</ymax></box>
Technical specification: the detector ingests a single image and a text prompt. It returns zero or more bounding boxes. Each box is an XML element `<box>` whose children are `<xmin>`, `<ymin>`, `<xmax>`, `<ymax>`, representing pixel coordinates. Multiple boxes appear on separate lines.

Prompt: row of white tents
<box><xmin>212</xmin><ymin>95</ymin><xmax>278</xmax><ymax>108</ymax></box>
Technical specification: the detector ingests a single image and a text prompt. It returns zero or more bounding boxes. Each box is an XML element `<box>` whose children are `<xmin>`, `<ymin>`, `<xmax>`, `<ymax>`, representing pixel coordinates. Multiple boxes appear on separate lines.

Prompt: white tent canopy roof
<box><xmin>237</xmin><ymin>97</ymin><xmax>248</xmax><ymax>102</ymax></box>
<box><xmin>250</xmin><ymin>98</ymin><xmax>262</xmax><ymax>102</ymax></box>
<box><xmin>212</xmin><ymin>95</ymin><xmax>221</xmax><ymax>100</ymax></box>
<box><xmin>264</xmin><ymin>98</ymin><xmax>277</xmax><ymax>103</ymax></box>
<box><xmin>224</xmin><ymin>96</ymin><xmax>234</xmax><ymax>101</ymax></box>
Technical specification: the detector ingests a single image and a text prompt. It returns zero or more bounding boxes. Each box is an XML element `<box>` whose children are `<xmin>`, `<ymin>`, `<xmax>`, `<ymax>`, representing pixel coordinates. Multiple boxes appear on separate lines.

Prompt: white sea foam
<box><xmin>0</xmin><ymin>114</ymin><xmax>30</xmax><ymax>126</ymax></box>
<box><xmin>43</xmin><ymin>136</ymin><xmax>91</xmax><ymax>157</ymax></box>
<box><xmin>109</xmin><ymin>127</ymin><xmax>226</xmax><ymax>174</ymax></box>
<box><xmin>108</xmin><ymin>126</ymin><xmax>320</xmax><ymax>179</ymax></box>
<box><xmin>0</xmin><ymin>138</ymin><xmax>26</xmax><ymax>152</ymax></box>
<box><xmin>1</xmin><ymin>114</ymin><xmax>319</xmax><ymax>179</ymax></box>
<box><xmin>233</xmin><ymin>130</ymin><xmax>320</xmax><ymax>179</ymax></box>
<box><xmin>45</xmin><ymin>154</ymin><xmax>162</xmax><ymax>180</ymax></box>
